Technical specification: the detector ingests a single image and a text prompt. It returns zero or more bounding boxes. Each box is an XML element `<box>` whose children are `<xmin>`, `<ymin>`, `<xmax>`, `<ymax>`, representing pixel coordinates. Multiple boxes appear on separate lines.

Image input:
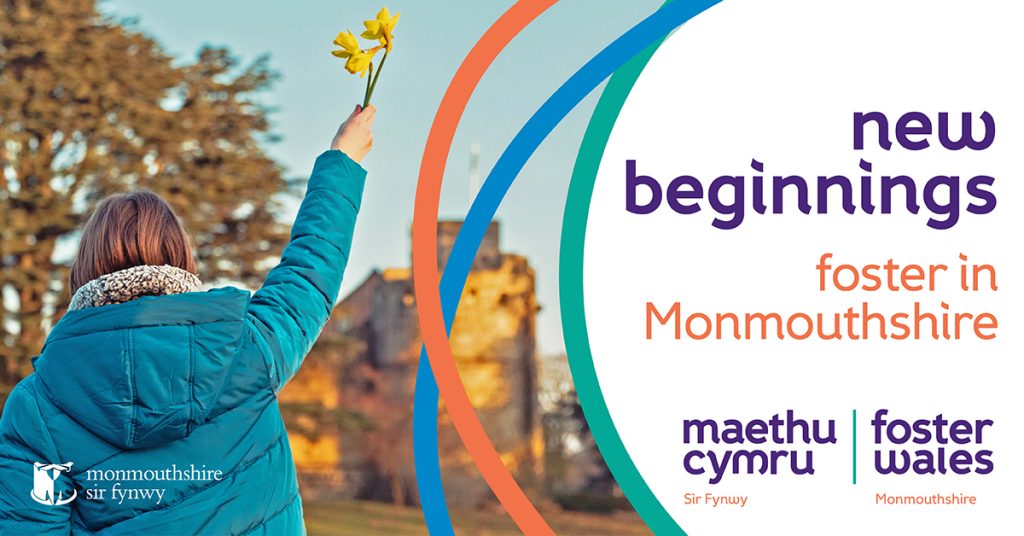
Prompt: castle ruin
<box><xmin>279</xmin><ymin>221</ymin><xmax>542</xmax><ymax>506</ymax></box>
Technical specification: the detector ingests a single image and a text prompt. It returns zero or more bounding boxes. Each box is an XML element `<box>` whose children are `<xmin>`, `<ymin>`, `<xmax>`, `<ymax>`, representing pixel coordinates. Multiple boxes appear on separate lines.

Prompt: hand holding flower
<box><xmin>331</xmin><ymin>104</ymin><xmax>376</xmax><ymax>163</ymax></box>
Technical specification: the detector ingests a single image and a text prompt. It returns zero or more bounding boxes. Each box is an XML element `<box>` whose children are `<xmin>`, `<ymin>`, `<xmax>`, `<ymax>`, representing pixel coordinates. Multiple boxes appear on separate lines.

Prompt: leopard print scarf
<box><xmin>68</xmin><ymin>265</ymin><xmax>202</xmax><ymax>311</ymax></box>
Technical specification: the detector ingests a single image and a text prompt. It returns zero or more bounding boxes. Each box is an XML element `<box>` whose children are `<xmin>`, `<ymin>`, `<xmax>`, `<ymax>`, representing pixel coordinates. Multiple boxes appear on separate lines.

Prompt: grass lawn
<box><xmin>303</xmin><ymin>500</ymin><xmax>652</xmax><ymax>535</ymax></box>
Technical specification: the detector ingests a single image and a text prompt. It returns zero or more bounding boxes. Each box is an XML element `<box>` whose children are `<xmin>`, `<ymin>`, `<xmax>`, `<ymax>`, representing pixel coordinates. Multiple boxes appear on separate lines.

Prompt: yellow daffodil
<box><xmin>346</xmin><ymin>49</ymin><xmax>378</xmax><ymax>77</ymax></box>
<box><xmin>361</xmin><ymin>7</ymin><xmax>400</xmax><ymax>51</ymax></box>
<box><xmin>331</xmin><ymin>31</ymin><xmax>361</xmax><ymax>59</ymax></box>
<box><xmin>331</xmin><ymin>7</ymin><xmax>399</xmax><ymax>106</ymax></box>
<box><xmin>331</xmin><ymin>30</ymin><xmax>379</xmax><ymax>77</ymax></box>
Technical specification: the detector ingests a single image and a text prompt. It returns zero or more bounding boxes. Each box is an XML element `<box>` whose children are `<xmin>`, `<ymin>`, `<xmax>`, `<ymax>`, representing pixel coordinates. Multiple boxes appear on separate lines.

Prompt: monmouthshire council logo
<box><xmin>31</xmin><ymin>462</ymin><xmax>76</xmax><ymax>506</ymax></box>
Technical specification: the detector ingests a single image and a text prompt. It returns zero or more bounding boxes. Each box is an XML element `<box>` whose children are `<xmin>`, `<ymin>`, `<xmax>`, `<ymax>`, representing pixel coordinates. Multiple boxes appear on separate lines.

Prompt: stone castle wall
<box><xmin>279</xmin><ymin>221</ymin><xmax>541</xmax><ymax>506</ymax></box>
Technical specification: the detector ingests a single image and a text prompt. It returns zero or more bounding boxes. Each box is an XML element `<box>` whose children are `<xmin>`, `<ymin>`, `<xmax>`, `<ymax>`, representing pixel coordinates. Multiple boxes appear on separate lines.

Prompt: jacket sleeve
<box><xmin>246</xmin><ymin>150</ymin><xmax>366</xmax><ymax>392</ymax></box>
<box><xmin>0</xmin><ymin>383</ymin><xmax>73</xmax><ymax>535</ymax></box>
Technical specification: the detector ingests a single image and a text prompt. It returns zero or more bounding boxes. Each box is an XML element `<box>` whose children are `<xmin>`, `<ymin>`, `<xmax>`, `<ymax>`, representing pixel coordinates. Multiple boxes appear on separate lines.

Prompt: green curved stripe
<box><xmin>559</xmin><ymin>37</ymin><xmax>686</xmax><ymax>535</ymax></box>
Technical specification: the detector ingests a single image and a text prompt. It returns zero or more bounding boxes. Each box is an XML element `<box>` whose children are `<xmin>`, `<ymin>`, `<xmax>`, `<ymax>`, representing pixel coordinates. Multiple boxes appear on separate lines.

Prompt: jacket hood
<box><xmin>33</xmin><ymin>287</ymin><xmax>251</xmax><ymax>450</ymax></box>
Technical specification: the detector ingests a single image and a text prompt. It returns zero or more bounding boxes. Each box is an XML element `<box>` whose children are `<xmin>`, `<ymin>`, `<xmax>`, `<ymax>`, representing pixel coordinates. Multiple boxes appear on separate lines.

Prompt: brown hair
<box><xmin>69</xmin><ymin>191</ymin><xmax>196</xmax><ymax>295</ymax></box>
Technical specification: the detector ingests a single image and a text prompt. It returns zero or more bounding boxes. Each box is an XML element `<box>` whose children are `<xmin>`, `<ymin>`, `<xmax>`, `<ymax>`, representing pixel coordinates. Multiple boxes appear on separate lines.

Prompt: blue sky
<box><xmin>101</xmin><ymin>0</ymin><xmax>661</xmax><ymax>355</ymax></box>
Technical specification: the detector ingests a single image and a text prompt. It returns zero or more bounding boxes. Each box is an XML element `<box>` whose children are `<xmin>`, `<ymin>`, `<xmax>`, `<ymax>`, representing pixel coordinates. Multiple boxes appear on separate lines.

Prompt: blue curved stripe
<box><xmin>413</xmin><ymin>353</ymin><xmax>452</xmax><ymax>535</ymax></box>
<box><xmin>413</xmin><ymin>1</ymin><xmax>721</xmax><ymax>533</ymax></box>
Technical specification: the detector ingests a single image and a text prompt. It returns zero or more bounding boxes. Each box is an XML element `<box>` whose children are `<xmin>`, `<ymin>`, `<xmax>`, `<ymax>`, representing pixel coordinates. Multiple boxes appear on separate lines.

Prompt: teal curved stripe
<box><xmin>559</xmin><ymin>33</ymin><xmax>687</xmax><ymax>535</ymax></box>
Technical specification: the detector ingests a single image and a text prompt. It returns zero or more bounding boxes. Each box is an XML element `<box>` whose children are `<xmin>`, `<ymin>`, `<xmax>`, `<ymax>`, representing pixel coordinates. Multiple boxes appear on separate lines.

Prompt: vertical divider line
<box><xmin>852</xmin><ymin>409</ymin><xmax>858</xmax><ymax>485</ymax></box>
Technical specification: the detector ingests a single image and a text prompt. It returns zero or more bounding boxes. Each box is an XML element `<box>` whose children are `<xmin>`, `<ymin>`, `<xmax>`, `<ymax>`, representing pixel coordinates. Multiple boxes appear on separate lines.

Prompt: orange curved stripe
<box><xmin>411</xmin><ymin>1</ymin><xmax>557</xmax><ymax>535</ymax></box>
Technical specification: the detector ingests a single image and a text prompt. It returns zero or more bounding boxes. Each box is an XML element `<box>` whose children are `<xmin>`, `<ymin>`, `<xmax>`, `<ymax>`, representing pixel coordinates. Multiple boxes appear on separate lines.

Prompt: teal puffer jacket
<box><xmin>0</xmin><ymin>150</ymin><xmax>365</xmax><ymax>535</ymax></box>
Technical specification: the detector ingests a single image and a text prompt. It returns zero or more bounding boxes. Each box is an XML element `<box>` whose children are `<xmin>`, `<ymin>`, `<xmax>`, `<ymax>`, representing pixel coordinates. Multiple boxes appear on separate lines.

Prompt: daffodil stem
<box><xmin>363</xmin><ymin>63</ymin><xmax>374</xmax><ymax>108</ymax></box>
<box><xmin>363</xmin><ymin>49</ymin><xmax>388</xmax><ymax>108</ymax></box>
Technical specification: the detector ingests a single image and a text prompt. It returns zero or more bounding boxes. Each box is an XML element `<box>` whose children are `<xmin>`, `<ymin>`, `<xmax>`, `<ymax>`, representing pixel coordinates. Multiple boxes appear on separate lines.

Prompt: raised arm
<box><xmin>247</xmin><ymin>105</ymin><xmax>375</xmax><ymax>391</ymax></box>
